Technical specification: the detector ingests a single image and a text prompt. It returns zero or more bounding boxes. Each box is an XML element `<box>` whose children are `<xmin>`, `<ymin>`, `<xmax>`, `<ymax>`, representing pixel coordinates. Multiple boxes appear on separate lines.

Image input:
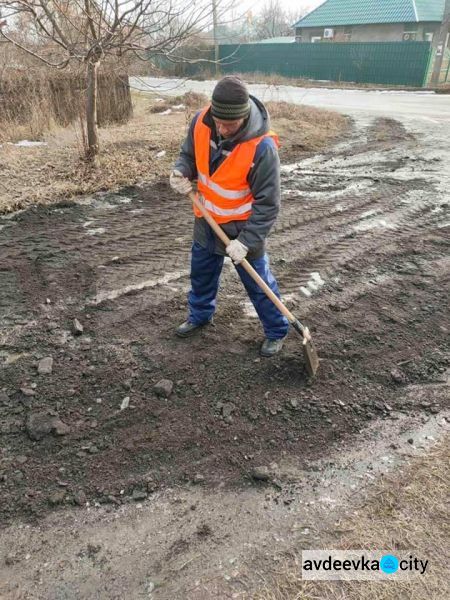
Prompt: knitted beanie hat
<box><xmin>211</xmin><ymin>76</ymin><xmax>250</xmax><ymax>121</ymax></box>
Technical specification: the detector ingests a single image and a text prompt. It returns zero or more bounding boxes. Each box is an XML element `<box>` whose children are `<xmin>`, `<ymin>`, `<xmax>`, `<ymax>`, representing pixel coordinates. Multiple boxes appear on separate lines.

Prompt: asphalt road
<box><xmin>131</xmin><ymin>76</ymin><xmax>450</xmax><ymax>123</ymax></box>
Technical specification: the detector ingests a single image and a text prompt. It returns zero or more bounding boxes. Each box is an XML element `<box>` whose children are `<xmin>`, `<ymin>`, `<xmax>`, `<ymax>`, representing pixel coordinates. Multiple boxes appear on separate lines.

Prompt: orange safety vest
<box><xmin>193</xmin><ymin>106</ymin><xmax>279</xmax><ymax>224</ymax></box>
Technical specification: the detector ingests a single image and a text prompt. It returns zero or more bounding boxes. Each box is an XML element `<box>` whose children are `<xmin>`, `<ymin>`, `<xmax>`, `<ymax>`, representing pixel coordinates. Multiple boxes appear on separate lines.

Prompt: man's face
<box><xmin>213</xmin><ymin>117</ymin><xmax>245</xmax><ymax>139</ymax></box>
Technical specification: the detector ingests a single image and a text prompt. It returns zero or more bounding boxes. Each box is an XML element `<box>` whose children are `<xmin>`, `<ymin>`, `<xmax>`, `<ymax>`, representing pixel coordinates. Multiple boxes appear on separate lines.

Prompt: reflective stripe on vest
<box><xmin>198</xmin><ymin>172</ymin><xmax>250</xmax><ymax>200</ymax></box>
<box><xmin>199</xmin><ymin>194</ymin><xmax>254</xmax><ymax>217</ymax></box>
<box><xmin>193</xmin><ymin>106</ymin><xmax>279</xmax><ymax>225</ymax></box>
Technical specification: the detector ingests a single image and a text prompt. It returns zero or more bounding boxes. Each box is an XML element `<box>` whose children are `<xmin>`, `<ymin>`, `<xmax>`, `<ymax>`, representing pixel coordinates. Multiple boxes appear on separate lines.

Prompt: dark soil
<box><xmin>0</xmin><ymin>118</ymin><xmax>448</xmax><ymax>526</ymax></box>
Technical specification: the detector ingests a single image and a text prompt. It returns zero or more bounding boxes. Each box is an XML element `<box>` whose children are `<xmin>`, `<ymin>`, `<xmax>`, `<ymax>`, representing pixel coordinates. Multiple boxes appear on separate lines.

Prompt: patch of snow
<box><xmin>242</xmin><ymin>301</ymin><xmax>258</xmax><ymax>318</ymax></box>
<box><xmin>319</xmin><ymin>496</ymin><xmax>337</xmax><ymax>505</ymax></box>
<box><xmin>1</xmin><ymin>209</ymin><xmax>24</xmax><ymax>221</ymax></box>
<box><xmin>359</xmin><ymin>209</ymin><xmax>378</xmax><ymax>219</ymax></box>
<box><xmin>280</xmin><ymin>162</ymin><xmax>303</xmax><ymax>174</ymax></box>
<box><xmin>15</xmin><ymin>140</ymin><xmax>47</xmax><ymax>147</ymax></box>
<box><xmin>172</xmin><ymin>104</ymin><xmax>185</xmax><ymax>110</ymax></box>
<box><xmin>74</xmin><ymin>196</ymin><xmax>115</xmax><ymax>209</ymax></box>
<box><xmin>91</xmin><ymin>270</ymin><xmax>189</xmax><ymax>304</ymax></box>
<box><xmin>159</xmin><ymin>109</ymin><xmax>172</xmax><ymax>115</ymax></box>
<box><xmin>301</xmin><ymin>272</ymin><xmax>325</xmax><ymax>297</ymax></box>
<box><xmin>300</xmin><ymin>287</ymin><xmax>312</xmax><ymax>297</ymax></box>
<box><xmin>310</xmin><ymin>179</ymin><xmax>374</xmax><ymax>199</ymax></box>
<box><xmin>354</xmin><ymin>218</ymin><xmax>397</xmax><ymax>232</ymax></box>
<box><xmin>310</xmin><ymin>272</ymin><xmax>325</xmax><ymax>289</ymax></box>
<box><xmin>155</xmin><ymin>150</ymin><xmax>166</xmax><ymax>158</ymax></box>
<box><xmin>86</xmin><ymin>227</ymin><xmax>106</xmax><ymax>236</ymax></box>
<box><xmin>281</xmin><ymin>293</ymin><xmax>298</xmax><ymax>303</ymax></box>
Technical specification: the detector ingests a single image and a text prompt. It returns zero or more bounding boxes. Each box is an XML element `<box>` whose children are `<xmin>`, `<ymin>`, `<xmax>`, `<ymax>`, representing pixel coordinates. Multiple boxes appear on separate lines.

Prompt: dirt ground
<box><xmin>0</xmin><ymin>104</ymin><xmax>449</xmax><ymax>598</ymax></box>
<box><xmin>248</xmin><ymin>434</ymin><xmax>450</xmax><ymax>600</ymax></box>
<box><xmin>0</xmin><ymin>93</ymin><xmax>347</xmax><ymax>213</ymax></box>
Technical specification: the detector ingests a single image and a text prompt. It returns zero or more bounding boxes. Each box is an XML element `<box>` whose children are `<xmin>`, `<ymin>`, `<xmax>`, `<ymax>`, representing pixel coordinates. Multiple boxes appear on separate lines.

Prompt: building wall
<box><xmin>296</xmin><ymin>23</ymin><xmax>440</xmax><ymax>43</ymax></box>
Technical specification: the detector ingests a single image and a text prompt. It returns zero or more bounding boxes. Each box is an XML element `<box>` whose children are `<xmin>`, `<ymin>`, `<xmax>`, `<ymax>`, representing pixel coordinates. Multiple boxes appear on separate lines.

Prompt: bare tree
<box><xmin>252</xmin><ymin>0</ymin><xmax>310</xmax><ymax>40</ymax></box>
<box><xmin>0</xmin><ymin>1</ymin><xmax>220</xmax><ymax>158</ymax></box>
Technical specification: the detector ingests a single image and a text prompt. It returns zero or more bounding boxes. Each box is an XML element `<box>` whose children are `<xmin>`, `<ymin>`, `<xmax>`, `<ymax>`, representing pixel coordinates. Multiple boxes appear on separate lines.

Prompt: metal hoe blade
<box><xmin>292</xmin><ymin>320</ymin><xmax>320</xmax><ymax>377</ymax></box>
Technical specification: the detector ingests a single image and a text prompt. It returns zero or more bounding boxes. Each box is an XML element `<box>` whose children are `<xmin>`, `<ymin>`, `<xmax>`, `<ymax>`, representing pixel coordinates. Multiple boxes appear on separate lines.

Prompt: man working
<box><xmin>170</xmin><ymin>76</ymin><xmax>289</xmax><ymax>357</ymax></box>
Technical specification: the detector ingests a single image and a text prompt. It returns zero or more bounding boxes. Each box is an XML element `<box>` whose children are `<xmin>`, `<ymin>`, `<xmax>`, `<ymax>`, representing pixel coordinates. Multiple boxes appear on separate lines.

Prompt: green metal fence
<box><xmin>217</xmin><ymin>42</ymin><xmax>433</xmax><ymax>87</ymax></box>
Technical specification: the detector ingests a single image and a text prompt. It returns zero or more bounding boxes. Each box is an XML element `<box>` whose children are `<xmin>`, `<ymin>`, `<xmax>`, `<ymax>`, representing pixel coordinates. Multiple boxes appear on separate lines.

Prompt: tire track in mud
<box><xmin>272</xmin><ymin>197</ymin><xmax>446</xmax><ymax>298</ymax></box>
<box><xmin>66</xmin><ymin>116</ymin><xmax>446</xmax><ymax>333</ymax></box>
<box><xmin>90</xmin><ymin>195</ymin><xmax>446</xmax><ymax>332</ymax></box>
<box><xmin>1</xmin><ymin>117</ymin><xmax>446</xmax><ymax>334</ymax></box>
<box><xmin>99</xmin><ymin>120</ymin><xmax>446</xmax><ymax>314</ymax></box>
<box><xmin>0</xmin><ymin>117</ymin><xmax>449</xmax><ymax>525</ymax></box>
<box><xmin>90</xmin><ymin>180</ymin><xmax>446</xmax><ymax>329</ymax></box>
<box><xmin>0</xmin><ymin>118</ymin><xmax>445</xmax><ymax>328</ymax></box>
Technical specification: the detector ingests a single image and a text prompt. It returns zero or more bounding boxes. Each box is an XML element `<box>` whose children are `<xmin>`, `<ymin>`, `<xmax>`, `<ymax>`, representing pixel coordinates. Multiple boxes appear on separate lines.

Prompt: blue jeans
<box><xmin>188</xmin><ymin>242</ymin><xmax>289</xmax><ymax>340</ymax></box>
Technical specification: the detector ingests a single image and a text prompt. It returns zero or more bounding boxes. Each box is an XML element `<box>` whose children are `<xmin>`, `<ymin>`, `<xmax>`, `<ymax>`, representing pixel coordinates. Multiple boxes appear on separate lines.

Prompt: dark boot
<box><xmin>260</xmin><ymin>337</ymin><xmax>285</xmax><ymax>357</ymax></box>
<box><xmin>176</xmin><ymin>319</ymin><xmax>212</xmax><ymax>338</ymax></box>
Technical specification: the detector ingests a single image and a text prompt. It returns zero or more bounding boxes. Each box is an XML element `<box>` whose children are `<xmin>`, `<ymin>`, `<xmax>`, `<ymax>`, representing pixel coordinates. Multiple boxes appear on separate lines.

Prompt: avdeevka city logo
<box><xmin>380</xmin><ymin>554</ymin><xmax>399</xmax><ymax>574</ymax></box>
<box><xmin>301</xmin><ymin>550</ymin><xmax>429</xmax><ymax>580</ymax></box>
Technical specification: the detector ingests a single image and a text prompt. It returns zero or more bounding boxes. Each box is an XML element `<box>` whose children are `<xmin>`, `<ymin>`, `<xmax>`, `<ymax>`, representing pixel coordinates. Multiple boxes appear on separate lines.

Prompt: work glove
<box><xmin>170</xmin><ymin>169</ymin><xmax>192</xmax><ymax>195</ymax></box>
<box><xmin>226</xmin><ymin>239</ymin><xmax>248</xmax><ymax>264</ymax></box>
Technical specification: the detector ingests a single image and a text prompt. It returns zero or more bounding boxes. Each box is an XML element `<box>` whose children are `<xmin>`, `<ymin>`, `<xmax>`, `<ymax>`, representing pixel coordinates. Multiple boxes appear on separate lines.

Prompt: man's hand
<box><xmin>226</xmin><ymin>239</ymin><xmax>248</xmax><ymax>264</ymax></box>
<box><xmin>170</xmin><ymin>169</ymin><xmax>192</xmax><ymax>195</ymax></box>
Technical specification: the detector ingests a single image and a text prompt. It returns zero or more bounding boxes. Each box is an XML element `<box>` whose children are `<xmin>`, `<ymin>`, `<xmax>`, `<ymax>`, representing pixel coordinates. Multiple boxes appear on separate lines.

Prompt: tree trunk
<box><xmin>212</xmin><ymin>0</ymin><xmax>220</xmax><ymax>78</ymax></box>
<box><xmin>86</xmin><ymin>60</ymin><xmax>99</xmax><ymax>159</ymax></box>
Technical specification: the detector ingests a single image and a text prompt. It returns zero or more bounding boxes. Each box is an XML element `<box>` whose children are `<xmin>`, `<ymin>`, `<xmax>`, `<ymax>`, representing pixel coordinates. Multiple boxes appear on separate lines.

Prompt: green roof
<box><xmin>295</xmin><ymin>0</ymin><xmax>445</xmax><ymax>28</ymax></box>
<box><xmin>415</xmin><ymin>0</ymin><xmax>445</xmax><ymax>21</ymax></box>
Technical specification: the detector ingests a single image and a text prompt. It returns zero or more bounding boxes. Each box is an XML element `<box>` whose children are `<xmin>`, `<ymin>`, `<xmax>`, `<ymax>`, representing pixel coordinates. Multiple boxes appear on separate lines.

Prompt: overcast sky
<box><xmin>219</xmin><ymin>0</ymin><xmax>325</xmax><ymax>29</ymax></box>
<box><xmin>235</xmin><ymin>0</ymin><xmax>324</xmax><ymax>20</ymax></box>
<box><xmin>276</xmin><ymin>0</ymin><xmax>323</xmax><ymax>14</ymax></box>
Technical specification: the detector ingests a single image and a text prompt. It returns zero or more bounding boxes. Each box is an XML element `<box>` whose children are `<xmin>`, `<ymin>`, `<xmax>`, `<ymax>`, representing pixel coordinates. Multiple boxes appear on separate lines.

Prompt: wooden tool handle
<box><xmin>189</xmin><ymin>192</ymin><xmax>297</xmax><ymax>324</ymax></box>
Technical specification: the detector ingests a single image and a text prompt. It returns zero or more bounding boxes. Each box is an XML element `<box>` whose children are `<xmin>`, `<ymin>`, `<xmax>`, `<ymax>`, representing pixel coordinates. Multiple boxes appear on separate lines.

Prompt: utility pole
<box><xmin>430</xmin><ymin>0</ymin><xmax>450</xmax><ymax>86</ymax></box>
<box><xmin>212</xmin><ymin>0</ymin><xmax>220</xmax><ymax>78</ymax></box>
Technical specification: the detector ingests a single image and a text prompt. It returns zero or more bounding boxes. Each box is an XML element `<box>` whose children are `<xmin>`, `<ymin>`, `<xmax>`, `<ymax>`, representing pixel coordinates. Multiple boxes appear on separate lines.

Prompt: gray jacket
<box><xmin>174</xmin><ymin>96</ymin><xmax>281</xmax><ymax>259</ymax></box>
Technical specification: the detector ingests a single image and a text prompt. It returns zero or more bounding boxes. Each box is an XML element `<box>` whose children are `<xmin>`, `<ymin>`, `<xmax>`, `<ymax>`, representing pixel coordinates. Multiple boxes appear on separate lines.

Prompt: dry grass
<box><xmin>0</xmin><ymin>92</ymin><xmax>348</xmax><ymax>214</ymax></box>
<box><xmin>0</xmin><ymin>71</ymin><xmax>132</xmax><ymax>144</ymax></box>
<box><xmin>148</xmin><ymin>91</ymin><xmax>209</xmax><ymax>113</ymax></box>
<box><xmin>0</xmin><ymin>76</ymin><xmax>58</xmax><ymax>143</ymax></box>
<box><xmin>246</xmin><ymin>437</ymin><xmax>450</xmax><ymax>600</ymax></box>
<box><xmin>0</xmin><ymin>92</ymin><xmax>182</xmax><ymax>213</ymax></box>
<box><xmin>265</xmin><ymin>101</ymin><xmax>348</xmax><ymax>153</ymax></box>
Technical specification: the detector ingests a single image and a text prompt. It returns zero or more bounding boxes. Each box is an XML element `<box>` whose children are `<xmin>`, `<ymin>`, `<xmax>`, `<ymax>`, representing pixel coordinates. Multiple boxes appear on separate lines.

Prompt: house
<box><xmin>294</xmin><ymin>0</ymin><xmax>447</xmax><ymax>44</ymax></box>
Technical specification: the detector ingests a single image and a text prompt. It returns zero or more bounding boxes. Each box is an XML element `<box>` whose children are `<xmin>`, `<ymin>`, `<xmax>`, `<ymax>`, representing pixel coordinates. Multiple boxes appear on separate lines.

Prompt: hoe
<box><xmin>188</xmin><ymin>192</ymin><xmax>320</xmax><ymax>377</ymax></box>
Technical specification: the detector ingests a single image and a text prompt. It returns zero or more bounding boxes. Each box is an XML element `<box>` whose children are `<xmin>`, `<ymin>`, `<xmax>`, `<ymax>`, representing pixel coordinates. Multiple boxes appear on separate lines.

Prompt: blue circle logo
<box><xmin>380</xmin><ymin>554</ymin><xmax>399</xmax><ymax>574</ymax></box>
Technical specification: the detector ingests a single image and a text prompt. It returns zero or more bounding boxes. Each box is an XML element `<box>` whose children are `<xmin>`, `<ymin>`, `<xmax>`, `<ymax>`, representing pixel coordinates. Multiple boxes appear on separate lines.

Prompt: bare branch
<box><xmin>0</xmin><ymin>0</ymin><xmax>236</xmax><ymax>157</ymax></box>
<box><xmin>0</xmin><ymin>27</ymin><xmax>70</xmax><ymax>67</ymax></box>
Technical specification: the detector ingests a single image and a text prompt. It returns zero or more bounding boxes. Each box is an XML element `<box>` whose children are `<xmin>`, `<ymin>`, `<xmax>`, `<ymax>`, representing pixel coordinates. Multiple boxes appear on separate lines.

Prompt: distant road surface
<box><xmin>131</xmin><ymin>76</ymin><xmax>450</xmax><ymax>124</ymax></box>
